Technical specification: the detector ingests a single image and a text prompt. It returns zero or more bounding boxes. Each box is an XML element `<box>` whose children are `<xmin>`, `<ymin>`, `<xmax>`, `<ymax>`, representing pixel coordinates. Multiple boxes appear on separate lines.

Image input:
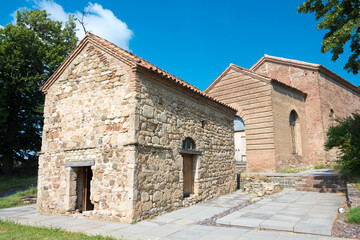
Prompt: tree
<box><xmin>0</xmin><ymin>10</ymin><xmax>78</xmax><ymax>175</ymax></box>
<box><xmin>325</xmin><ymin>113</ymin><xmax>360</xmax><ymax>177</ymax></box>
<box><xmin>298</xmin><ymin>0</ymin><xmax>360</xmax><ymax>74</ymax></box>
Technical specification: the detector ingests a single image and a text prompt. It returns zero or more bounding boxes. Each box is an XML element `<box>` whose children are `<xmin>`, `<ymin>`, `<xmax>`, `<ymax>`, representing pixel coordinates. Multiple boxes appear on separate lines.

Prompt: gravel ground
<box><xmin>332</xmin><ymin>204</ymin><xmax>360</xmax><ymax>239</ymax></box>
<box><xmin>199</xmin><ymin>199</ymin><xmax>257</xmax><ymax>226</ymax></box>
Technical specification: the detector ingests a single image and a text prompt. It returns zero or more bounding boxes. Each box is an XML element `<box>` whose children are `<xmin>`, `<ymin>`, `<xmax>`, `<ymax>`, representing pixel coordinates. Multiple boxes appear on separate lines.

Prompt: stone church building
<box><xmin>37</xmin><ymin>33</ymin><xmax>237</xmax><ymax>222</ymax></box>
<box><xmin>38</xmin><ymin>33</ymin><xmax>360</xmax><ymax>222</ymax></box>
<box><xmin>205</xmin><ymin>55</ymin><xmax>360</xmax><ymax>172</ymax></box>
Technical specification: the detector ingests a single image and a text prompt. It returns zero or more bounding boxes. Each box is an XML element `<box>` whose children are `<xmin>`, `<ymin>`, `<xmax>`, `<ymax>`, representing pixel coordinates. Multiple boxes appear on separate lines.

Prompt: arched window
<box><xmin>329</xmin><ymin>109</ymin><xmax>334</xmax><ymax>118</ymax></box>
<box><xmin>182</xmin><ymin>138</ymin><xmax>195</xmax><ymax>150</ymax></box>
<box><xmin>289</xmin><ymin>110</ymin><xmax>298</xmax><ymax>154</ymax></box>
<box><xmin>234</xmin><ymin>116</ymin><xmax>245</xmax><ymax>131</ymax></box>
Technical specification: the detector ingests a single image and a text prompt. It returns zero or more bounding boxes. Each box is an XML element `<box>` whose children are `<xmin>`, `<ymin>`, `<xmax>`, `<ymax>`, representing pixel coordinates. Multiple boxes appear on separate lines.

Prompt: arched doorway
<box><xmin>234</xmin><ymin>116</ymin><xmax>246</xmax><ymax>163</ymax></box>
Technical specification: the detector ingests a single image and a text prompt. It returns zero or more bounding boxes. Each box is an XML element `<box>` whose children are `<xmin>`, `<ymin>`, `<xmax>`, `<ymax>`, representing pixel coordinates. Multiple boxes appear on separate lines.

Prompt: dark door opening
<box><xmin>76</xmin><ymin>166</ymin><xmax>94</xmax><ymax>212</ymax></box>
<box><xmin>183</xmin><ymin>154</ymin><xmax>194</xmax><ymax>198</ymax></box>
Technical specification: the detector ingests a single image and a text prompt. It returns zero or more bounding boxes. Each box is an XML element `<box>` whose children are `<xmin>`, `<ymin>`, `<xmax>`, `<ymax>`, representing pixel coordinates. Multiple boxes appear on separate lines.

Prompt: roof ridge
<box><xmin>86</xmin><ymin>33</ymin><xmax>201</xmax><ymax>91</ymax></box>
<box><xmin>205</xmin><ymin>63</ymin><xmax>306</xmax><ymax>95</ymax></box>
<box><xmin>250</xmin><ymin>54</ymin><xmax>360</xmax><ymax>95</ymax></box>
<box><xmin>41</xmin><ymin>33</ymin><xmax>236</xmax><ymax>112</ymax></box>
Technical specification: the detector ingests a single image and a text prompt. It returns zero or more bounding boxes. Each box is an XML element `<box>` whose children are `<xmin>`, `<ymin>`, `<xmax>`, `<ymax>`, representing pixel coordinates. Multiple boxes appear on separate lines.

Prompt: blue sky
<box><xmin>1</xmin><ymin>0</ymin><xmax>359</xmax><ymax>90</ymax></box>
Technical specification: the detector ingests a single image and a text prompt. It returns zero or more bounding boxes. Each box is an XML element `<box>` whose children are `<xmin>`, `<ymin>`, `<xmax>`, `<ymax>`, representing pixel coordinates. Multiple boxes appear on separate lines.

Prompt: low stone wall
<box><xmin>240</xmin><ymin>173</ymin><xmax>302</xmax><ymax>190</ymax></box>
<box><xmin>239</xmin><ymin>173</ymin><xmax>302</xmax><ymax>200</ymax></box>
<box><xmin>235</xmin><ymin>162</ymin><xmax>246</xmax><ymax>174</ymax></box>
<box><xmin>347</xmin><ymin>183</ymin><xmax>360</xmax><ymax>208</ymax></box>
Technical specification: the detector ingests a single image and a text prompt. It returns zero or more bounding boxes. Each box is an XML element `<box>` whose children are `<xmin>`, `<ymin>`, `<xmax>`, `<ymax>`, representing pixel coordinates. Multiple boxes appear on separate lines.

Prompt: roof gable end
<box><xmin>40</xmin><ymin>33</ymin><xmax>236</xmax><ymax>112</ymax></box>
<box><xmin>250</xmin><ymin>54</ymin><xmax>360</xmax><ymax>95</ymax></box>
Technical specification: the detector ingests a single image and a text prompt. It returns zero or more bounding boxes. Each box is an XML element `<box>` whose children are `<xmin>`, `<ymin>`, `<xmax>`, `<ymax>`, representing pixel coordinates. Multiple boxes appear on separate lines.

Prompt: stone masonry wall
<box><xmin>271</xmin><ymin>83</ymin><xmax>308</xmax><ymax>171</ymax></box>
<box><xmin>38</xmin><ymin>43</ymin><xmax>138</xmax><ymax>222</ymax></box>
<box><xmin>132</xmin><ymin>70</ymin><xmax>236</xmax><ymax>221</ymax></box>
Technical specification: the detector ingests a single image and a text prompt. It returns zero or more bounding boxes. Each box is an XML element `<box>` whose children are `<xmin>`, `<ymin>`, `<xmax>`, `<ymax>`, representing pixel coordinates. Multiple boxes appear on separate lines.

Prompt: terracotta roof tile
<box><xmin>41</xmin><ymin>32</ymin><xmax>236</xmax><ymax>112</ymax></box>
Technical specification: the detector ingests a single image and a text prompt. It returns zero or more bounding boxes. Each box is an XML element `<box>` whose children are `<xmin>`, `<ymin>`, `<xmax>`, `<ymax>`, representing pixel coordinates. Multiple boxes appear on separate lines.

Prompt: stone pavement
<box><xmin>0</xmin><ymin>189</ymin><xmax>347</xmax><ymax>240</ymax></box>
<box><xmin>217</xmin><ymin>189</ymin><xmax>344</xmax><ymax>236</ymax></box>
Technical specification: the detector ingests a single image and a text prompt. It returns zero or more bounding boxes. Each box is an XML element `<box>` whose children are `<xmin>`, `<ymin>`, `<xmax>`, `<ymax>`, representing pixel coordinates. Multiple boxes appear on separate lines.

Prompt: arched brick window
<box><xmin>289</xmin><ymin>110</ymin><xmax>299</xmax><ymax>154</ymax></box>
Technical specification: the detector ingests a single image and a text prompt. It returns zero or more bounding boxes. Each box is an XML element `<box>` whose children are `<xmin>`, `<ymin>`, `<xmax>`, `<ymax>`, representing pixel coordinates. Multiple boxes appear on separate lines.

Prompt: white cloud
<box><xmin>10</xmin><ymin>7</ymin><xmax>29</xmax><ymax>25</ymax></box>
<box><xmin>34</xmin><ymin>0</ymin><xmax>68</xmax><ymax>23</ymax></box>
<box><xmin>0</xmin><ymin>25</ymin><xmax>3</xmax><ymax>29</ymax></box>
<box><xmin>80</xmin><ymin>3</ymin><xmax>133</xmax><ymax>50</ymax></box>
<box><xmin>19</xmin><ymin>0</ymin><xmax>133</xmax><ymax>50</ymax></box>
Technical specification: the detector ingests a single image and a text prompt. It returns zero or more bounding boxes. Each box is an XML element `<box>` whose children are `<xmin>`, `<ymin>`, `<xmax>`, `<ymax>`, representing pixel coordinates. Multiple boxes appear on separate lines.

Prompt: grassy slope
<box><xmin>0</xmin><ymin>176</ymin><xmax>37</xmax><ymax>193</ymax></box>
<box><xmin>0</xmin><ymin>220</ymin><xmax>116</xmax><ymax>239</ymax></box>
<box><xmin>0</xmin><ymin>187</ymin><xmax>37</xmax><ymax>209</ymax></box>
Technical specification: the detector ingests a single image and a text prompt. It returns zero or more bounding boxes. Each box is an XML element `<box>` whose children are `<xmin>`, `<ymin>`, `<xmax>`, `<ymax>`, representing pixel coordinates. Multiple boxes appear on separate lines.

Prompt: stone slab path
<box><xmin>0</xmin><ymin>189</ymin><xmax>347</xmax><ymax>240</ymax></box>
<box><xmin>217</xmin><ymin>189</ymin><xmax>344</xmax><ymax>236</ymax></box>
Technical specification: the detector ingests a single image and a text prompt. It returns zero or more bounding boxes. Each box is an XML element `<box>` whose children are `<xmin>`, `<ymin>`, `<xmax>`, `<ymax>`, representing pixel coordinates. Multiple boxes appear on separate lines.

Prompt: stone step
<box><xmin>296</xmin><ymin>175</ymin><xmax>347</xmax><ymax>193</ymax></box>
<box><xmin>300</xmin><ymin>175</ymin><xmax>346</xmax><ymax>180</ymax></box>
<box><xmin>297</xmin><ymin>183</ymin><xmax>346</xmax><ymax>187</ymax></box>
<box><xmin>296</xmin><ymin>187</ymin><xmax>346</xmax><ymax>193</ymax></box>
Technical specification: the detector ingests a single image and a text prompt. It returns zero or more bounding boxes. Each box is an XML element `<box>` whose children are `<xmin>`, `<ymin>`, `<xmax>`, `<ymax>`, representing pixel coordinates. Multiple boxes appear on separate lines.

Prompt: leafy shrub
<box><xmin>314</xmin><ymin>162</ymin><xmax>325</xmax><ymax>169</ymax></box>
<box><xmin>346</xmin><ymin>207</ymin><xmax>360</xmax><ymax>223</ymax></box>
<box><xmin>325</xmin><ymin>113</ymin><xmax>360</xmax><ymax>177</ymax></box>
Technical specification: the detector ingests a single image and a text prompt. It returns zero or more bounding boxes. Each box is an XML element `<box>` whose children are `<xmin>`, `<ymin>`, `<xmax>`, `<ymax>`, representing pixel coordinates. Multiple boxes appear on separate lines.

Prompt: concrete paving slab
<box><xmin>140</xmin><ymin>223</ymin><xmax>188</xmax><ymax>238</ymax></box>
<box><xmin>259</xmin><ymin>219</ymin><xmax>296</xmax><ymax>231</ymax></box>
<box><xmin>277</xmin><ymin>233</ymin><xmax>318</xmax><ymax>240</ymax></box>
<box><xmin>267</xmin><ymin>214</ymin><xmax>302</xmax><ymax>223</ymax></box>
<box><xmin>294</xmin><ymin>223</ymin><xmax>332</xmax><ymax>236</ymax></box>
<box><xmin>150</xmin><ymin>216</ymin><xmax>176</xmax><ymax>225</ymax></box>
<box><xmin>197</xmin><ymin>227</ymin><xmax>248</xmax><ymax>240</ymax></box>
<box><xmin>241</xmin><ymin>212</ymin><xmax>272</xmax><ymax>220</ymax></box>
<box><xmin>298</xmin><ymin>216</ymin><xmax>335</xmax><ymax>226</ymax></box>
<box><xmin>0</xmin><ymin>189</ymin><xmax>345</xmax><ymax>240</ymax></box>
<box><xmin>216</xmin><ymin>190</ymin><xmax>343</xmax><ymax>236</ymax></box>
<box><xmin>165</xmin><ymin>225</ymin><xmax>215</xmax><ymax>239</ymax></box>
<box><xmin>229</xmin><ymin>217</ymin><xmax>264</xmax><ymax>228</ymax></box>
<box><xmin>237</xmin><ymin>230</ymin><xmax>282</xmax><ymax>240</ymax></box>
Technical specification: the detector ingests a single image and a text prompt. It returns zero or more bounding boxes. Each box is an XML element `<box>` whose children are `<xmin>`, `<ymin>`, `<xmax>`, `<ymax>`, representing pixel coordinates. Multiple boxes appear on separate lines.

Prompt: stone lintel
<box><xmin>179</xmin><ymin>149</ymin><xmax>202</xmax><ymax>155</ymax></box>
<box><xmin>65</xmin><ymin>160</ymin><xmax>95</xmax><ymax>167</ymax></box>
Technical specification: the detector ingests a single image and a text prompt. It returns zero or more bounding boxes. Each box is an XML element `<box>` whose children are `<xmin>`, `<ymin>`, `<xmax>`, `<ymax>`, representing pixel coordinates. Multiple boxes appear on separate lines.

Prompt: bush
<box><xmin>314</xmin><ymin>162</ymin><xmax>325</xmax><ymax>169</ymax></box>
<box><xmin>346</xmin><ymin>207</ymin><xmax>360</xmax><ymax>223</ymax></box>
<box><xmin>325</xmin><ymin>113</ymin><xmax>360</xmax><ymax>177</ymax></box>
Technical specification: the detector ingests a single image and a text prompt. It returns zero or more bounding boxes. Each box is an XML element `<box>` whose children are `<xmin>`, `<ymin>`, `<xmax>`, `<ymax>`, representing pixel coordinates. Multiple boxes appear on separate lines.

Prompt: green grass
<box><xmin>314</xmin><ymin>162</ymin><xmax>326</xmax><ymax>169</ymax></box>
<box><xmin>0</xmin><ymin>176</ymin><xmax>37</xmax><ymax>193</ymax></box>
<box><xmin>0</xmin><ymin>220</ymin><xmax>116</xmax><ymax>239</ymax></box>
<box><xmin>345</xmin><ymin>207</ymin><xmax>360</xmax><ymax>224</ymax></box>
<box><xmin>0</xmin><ymin>187</ymin><xmax>37</xmax><ymax>209</ymax></box>
<box><xmin>355</xmin><ymin>177</ymin><xmax>360</xmax><ymax>192</ymax></box>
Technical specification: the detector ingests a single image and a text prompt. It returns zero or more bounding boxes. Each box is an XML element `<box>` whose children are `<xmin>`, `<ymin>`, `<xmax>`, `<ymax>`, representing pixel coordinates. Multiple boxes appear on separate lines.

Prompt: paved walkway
<box><xmin>217</xmin><ymin>189</ymin><xmax>343</xmax><ymax>236</ymax></box>
<box><xmin>0</xmin><ymin>189</ymin><xmax>347</xmax><ymax>240</ymax></box>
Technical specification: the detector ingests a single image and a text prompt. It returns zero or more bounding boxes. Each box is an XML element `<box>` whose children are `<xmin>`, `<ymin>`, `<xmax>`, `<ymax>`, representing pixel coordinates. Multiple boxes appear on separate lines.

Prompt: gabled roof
<box><xmin>204</xmin><ymin>63</ymin><xmax>306</xmax><ymax>97</ymax></box>
<box><xmin>40</xmin><ymin>33</ymin><xmax>236</xmax><ymax>112</ymax></box>
<box><xmin>251</xmin><ymin>54</ymin><xmax>360</xmax><ymax>95</ymax></box>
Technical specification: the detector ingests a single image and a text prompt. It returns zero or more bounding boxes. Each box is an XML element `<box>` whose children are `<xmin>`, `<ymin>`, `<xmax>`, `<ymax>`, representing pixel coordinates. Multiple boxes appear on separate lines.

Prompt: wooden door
<box><xmin>82</xmin><ymin>167</ymin><xmax>94</xmax><ymax>211</ymax></box>
<box><xmin>183</xmin><ymin>154</ymin><xmax>194</xmax><ymax>198</ymax></box>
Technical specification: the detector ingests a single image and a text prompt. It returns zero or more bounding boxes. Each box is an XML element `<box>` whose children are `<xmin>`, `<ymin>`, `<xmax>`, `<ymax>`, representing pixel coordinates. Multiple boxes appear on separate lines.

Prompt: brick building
<box><xmin>205</xmin><ymin>55</ymin><xmax>360</xmax><ymax>172</ymax></box>
<box><xmin>37</xmin><ymin>33</ymin><xmax>236</xmax><ymax>222</ymax></box>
